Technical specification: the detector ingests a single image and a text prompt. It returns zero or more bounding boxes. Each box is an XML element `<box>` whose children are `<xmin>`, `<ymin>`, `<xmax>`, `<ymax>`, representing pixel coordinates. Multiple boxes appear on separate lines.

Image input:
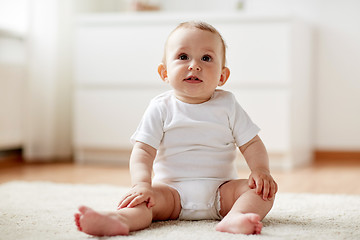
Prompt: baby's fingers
<box><xmin>255</xmin><ymin>178</ymin><xmax>263</xmax><ymax>195</ymax></box>
<box><xmin>262</xmin><ymin>180</ymin><xmax>270</xmax><ymax>200</ymax></box>
<box><xmin>146</xmin><ymin>196</ymin><xmax>155</xmax><ymax>208</ymax></box>
<box><xmin>118</xmin><ymin>194</ymin><xmax>135</xmax><ymax>209</ymax></box>
<box><xmin>117</xmin><ymin>195</ymin><xmax>127</xmax><ymax>208</ymax></box>
<box><xmin>128</xmin><ymin>195</ymin><xmax>150</xmax><ymax>208</ymax></box>
<box><xmin>248</xmin><ymin>177</ymin><xmax>256</xmax><ymax>189</ymax></box>
<box><xmin>268</xmin><ymin>181</ymin><xmax>278</xmax><ymax>199</ymax></box>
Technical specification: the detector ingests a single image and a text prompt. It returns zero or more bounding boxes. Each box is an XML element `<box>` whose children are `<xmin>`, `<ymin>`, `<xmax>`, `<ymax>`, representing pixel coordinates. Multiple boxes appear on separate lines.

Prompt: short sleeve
<box><xmin>229</xmin><ymin>94</ymin><xmax>260</xmax><ymax>147</ymax></box>
<box><xmin>130</xmin><ymin>99</ymin><xmax>164</xmax><ymax>149</ymax></box>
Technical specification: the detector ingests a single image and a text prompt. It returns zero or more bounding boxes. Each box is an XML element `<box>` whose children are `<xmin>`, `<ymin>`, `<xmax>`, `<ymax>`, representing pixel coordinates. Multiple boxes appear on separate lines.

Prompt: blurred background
<box><xmin>0</xmin><ymin>0</ymin><xmax>359</xmax><ymax>178</ymax></box>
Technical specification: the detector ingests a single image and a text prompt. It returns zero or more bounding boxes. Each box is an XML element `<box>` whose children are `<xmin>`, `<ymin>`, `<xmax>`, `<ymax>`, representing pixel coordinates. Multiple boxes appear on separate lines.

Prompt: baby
<box><xmin>74</xmin><ymin>21</ymin><xmax>278</xmax><ymax>236</ymax></box>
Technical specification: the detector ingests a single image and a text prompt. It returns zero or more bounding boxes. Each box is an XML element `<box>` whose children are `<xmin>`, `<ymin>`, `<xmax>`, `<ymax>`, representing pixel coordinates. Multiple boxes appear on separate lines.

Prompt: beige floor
<box><xmin>1</xmin><ymin>155</ymin><xmax>360</xmax><ymax>195</ymax></box>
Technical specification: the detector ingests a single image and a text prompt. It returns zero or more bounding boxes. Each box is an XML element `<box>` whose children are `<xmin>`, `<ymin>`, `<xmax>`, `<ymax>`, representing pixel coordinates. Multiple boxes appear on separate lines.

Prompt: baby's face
<box><xmin>160</xmin><ymin>27</ymin><xmax>229</xmax><ymax>104</ymax></box>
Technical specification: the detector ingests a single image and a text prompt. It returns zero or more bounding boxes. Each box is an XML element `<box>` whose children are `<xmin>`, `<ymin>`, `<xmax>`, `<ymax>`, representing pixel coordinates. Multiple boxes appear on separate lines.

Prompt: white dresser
<box><xmin>73</xmin><ymin>13</ymin><xmax>313</xmax><ymax>169</ymax></box>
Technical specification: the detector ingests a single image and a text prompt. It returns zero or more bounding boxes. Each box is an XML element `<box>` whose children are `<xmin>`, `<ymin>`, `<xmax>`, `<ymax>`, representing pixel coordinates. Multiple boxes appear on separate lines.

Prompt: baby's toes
<box><xmin>74</xmin><ymin>213</ymin><xmax>82</xmax><ymax>231</ymax></box>
<box><xmin>254</xmin><ymin>221</ymin><xmax>262</xmax><ymax>234</ymax></box>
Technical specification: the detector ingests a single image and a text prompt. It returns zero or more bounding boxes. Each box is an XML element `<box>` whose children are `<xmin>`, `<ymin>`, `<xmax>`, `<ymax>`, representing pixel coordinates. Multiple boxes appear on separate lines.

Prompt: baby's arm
<box><xmin>118</xmin><ymin>141</ymin><xmax>157</xmax><ymax>209</ymax></box>
<box><xmin>239</xmin><ymin>135</ymin><xmax>278</xmax><ymax>201</ymax></box>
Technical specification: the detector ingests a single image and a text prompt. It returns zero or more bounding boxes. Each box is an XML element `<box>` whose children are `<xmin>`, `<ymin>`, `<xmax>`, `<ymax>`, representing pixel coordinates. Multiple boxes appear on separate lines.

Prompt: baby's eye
<box><xmin>201</xmin><ymin>55</ymin><xmax>212</xmax><ymax>62</ymax></box>
<box><xmin>178</xmin><ymin>54</ymin><xmax>189</xmax><ymax>60</ymax></box>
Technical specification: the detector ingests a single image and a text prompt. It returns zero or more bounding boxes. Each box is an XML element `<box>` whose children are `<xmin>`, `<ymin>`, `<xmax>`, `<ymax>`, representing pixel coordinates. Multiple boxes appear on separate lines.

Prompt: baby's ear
<box><xmin>158</xmin><ymin>63</ymin><xmax>168</xmax><ymax>82</ymax></box>
<box><xmin>218</xmin><ymin>67</ymin><xmax>230</xmax><ymax>86</ymax></box>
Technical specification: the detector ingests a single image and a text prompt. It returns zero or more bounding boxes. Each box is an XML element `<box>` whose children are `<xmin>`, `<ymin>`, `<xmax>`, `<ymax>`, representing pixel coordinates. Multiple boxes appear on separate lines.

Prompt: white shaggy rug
<box><xmin>1</xmin><ymin>181</ymin><xmax>360</xmax><ymax>240</ymax></box>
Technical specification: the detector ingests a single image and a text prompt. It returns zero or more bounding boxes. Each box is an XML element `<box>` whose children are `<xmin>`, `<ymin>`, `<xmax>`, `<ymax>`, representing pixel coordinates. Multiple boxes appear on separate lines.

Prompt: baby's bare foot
<box><xmin>74</xmin><ymin>206</ymin><xmax>129</xmax><ymax>236</ymax></box>
<box><xmin>215</xmin><ymin>213</ymin><xmax>262</xmax><ymax>235</ymax></box>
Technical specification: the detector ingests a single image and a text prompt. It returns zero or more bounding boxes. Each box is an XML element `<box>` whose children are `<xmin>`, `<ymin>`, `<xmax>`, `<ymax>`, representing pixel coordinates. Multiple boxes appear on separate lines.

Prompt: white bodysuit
<box><xmin>131</xmin><ymin>89</ymin><xmax>260</xmax><ymax>220</ymax></box>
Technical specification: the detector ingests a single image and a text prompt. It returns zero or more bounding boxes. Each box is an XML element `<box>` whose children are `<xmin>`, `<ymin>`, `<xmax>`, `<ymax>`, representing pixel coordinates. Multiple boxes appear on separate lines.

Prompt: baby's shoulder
<box><xmin>213</xmin><ymin>89</ymin><xmax>237</xmax><ymax>103</ymax></box>
<box><xmin>151</xmin><ymin>90</ymin><xmax>173</xmax><ymax>103</ymax></box>
<box><xmin>147</xmin><ymin>90</ymin><xmax>174</xmax><ymax>112</ymax></box>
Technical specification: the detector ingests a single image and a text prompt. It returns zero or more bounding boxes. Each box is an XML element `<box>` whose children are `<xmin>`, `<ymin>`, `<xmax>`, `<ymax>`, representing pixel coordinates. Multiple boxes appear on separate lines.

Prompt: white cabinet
<box><xmin>73</xmin><ymin>13</ymin><xmax>312</xmax><ymax>169</ymax></box>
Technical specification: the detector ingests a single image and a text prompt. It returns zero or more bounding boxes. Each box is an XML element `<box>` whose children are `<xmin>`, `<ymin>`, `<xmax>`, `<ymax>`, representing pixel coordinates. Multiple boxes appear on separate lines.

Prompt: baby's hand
<box><xmin>248</xmin><ymin>168</ymin><xmax>278</xmax><ymax>201</ymax></box>
<box><xmin>117</xmin><ymin>183</ymin><xmax>155</xmax><ymax>209</ymax></box>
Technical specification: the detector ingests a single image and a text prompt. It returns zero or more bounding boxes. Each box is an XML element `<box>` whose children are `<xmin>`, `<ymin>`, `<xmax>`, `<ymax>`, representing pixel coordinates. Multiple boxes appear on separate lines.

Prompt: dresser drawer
<box><xmin>73</xmin><ymin>89</ymin><xmax>164</xmax><ymax>148</ymax></box>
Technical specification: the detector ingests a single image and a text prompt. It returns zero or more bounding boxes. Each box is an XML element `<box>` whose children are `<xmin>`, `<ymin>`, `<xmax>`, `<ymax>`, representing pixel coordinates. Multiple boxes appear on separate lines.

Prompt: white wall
<box><xmin>244</xmin><ymin>0</ymin><xmax>360</xmax><ymax>150</ymax></box>
<box><xmin>0</xmin><ymin>0</ymin><xmax>28</xmax><ymax>34</ymax></box>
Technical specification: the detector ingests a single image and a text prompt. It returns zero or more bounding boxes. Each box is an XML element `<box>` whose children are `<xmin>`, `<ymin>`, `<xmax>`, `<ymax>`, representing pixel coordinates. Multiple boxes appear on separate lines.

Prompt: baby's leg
<box><xmin>74</xmin><ymin>183</ymin><xmax>181</xmax><ymax>236</ymax></box>
<box><xmin>215</xmin><ymin>179</ymin><xmax>274</xmax><ymax>235</ymax></box>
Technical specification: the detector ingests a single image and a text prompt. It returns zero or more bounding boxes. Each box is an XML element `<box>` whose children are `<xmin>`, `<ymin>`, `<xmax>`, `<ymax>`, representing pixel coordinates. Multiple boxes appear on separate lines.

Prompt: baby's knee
<box><xmin>226</xmin><ymin>179</ymin><xmax>252</xmax><ymax>197</ymax></box>
<box><xmin>218</xmin><ymin>180</ymin><xmax>249</xmax><ymax>210</ymax></box>
<box><xmin>152</xmin><ymin>184</ymin><xmax>181</xmax><ymax>220</ymax></box>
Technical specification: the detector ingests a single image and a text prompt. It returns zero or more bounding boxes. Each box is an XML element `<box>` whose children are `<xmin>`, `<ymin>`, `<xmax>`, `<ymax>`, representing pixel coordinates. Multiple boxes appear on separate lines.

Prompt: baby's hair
<box><xmin>162</xmin><ymin>21</ymin><xmax>227</xmax><ymax>67</ymax></box>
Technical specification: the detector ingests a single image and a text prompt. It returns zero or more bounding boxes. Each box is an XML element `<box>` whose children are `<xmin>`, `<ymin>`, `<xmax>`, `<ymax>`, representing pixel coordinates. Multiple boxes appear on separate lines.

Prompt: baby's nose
<box><xmin>188</xmin><ymin>65</ymin><xmax>201</xmax><ymax>71</ymax></box>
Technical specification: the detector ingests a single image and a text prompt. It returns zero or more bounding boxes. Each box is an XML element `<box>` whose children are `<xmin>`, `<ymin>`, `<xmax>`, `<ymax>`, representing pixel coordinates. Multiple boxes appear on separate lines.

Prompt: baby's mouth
<box><xmin>184</xmin><ymin>76</ymin><xmax>203</xmax><ymax>83</ymax></box>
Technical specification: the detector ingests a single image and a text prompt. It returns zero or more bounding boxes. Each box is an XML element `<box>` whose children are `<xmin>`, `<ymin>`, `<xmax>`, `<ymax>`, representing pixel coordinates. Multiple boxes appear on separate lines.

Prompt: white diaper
<box><xmin>162</xmin><ymin>179</ymin><xmax>226</xmax><ymax>221</ymax></box>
